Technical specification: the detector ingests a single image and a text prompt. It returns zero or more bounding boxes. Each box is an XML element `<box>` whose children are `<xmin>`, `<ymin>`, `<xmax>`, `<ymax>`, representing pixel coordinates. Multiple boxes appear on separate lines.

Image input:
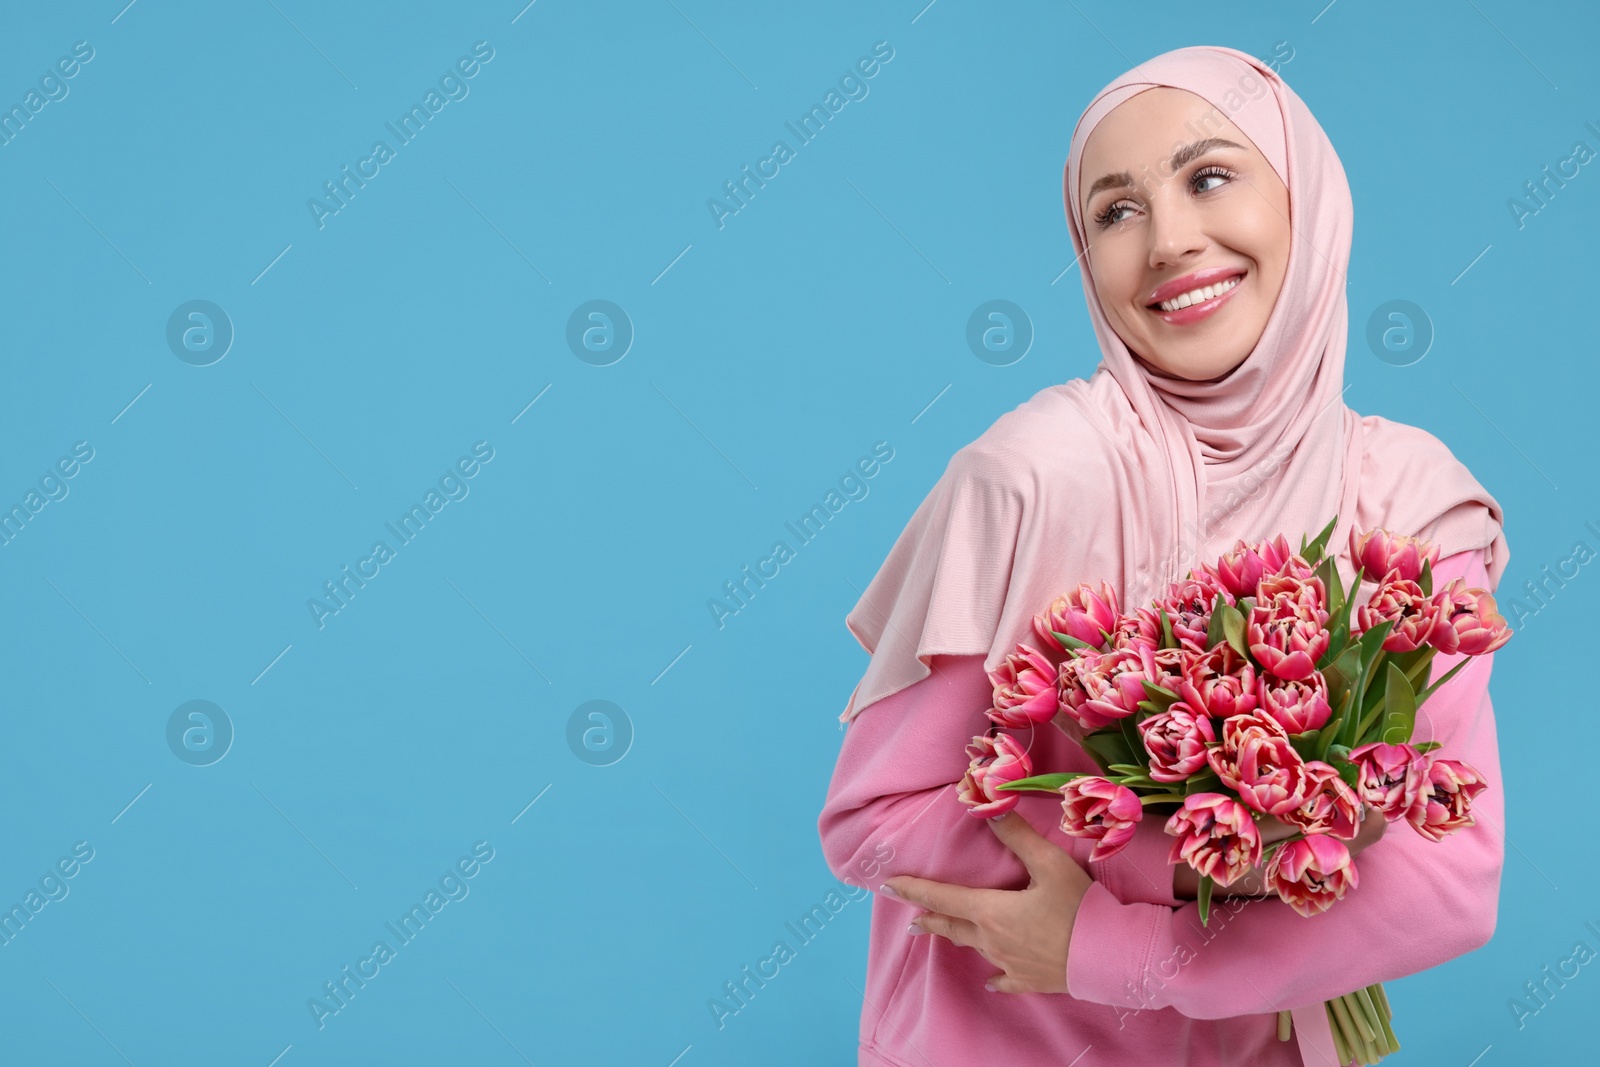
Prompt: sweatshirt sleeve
<box><xmin>818</xmin><ymin>652</ymin><xmax>1031</xmax><ymax>893</ymax></box>
<box><xmin>818</xmin><ymin>651</ymin><xmax>1182</xmax><ymax>906</ymax></box>
<box><xmin>1065</xmin><ymin>548</ymin><xmax>1506</xmax><ymax>1018</ymax></box>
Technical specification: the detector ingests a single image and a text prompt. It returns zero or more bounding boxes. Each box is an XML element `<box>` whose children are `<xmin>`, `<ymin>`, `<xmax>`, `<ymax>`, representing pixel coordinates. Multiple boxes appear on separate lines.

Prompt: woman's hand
<box><xmin>883</xmin><ymin>811</ymin><xmax>1092</xmax><ymax>994</ymax></box>
<box><xmin>1172</xmin><ymin>804</ymin><xmax>1390</xmax><ymax>899</ymax></box>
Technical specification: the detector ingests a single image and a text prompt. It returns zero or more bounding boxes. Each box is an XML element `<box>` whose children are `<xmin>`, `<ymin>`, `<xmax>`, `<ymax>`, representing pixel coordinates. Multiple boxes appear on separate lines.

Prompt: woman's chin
<box><xmin>1131</xmin><ymin>347</ymin><xmax>1249</xmax><ymax>382</ymax></box>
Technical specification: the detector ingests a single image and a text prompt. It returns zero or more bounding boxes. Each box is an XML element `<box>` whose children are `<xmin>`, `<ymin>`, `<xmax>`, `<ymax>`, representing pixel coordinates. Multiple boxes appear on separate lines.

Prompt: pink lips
<box><xmin>1146</xmin><ymin>269</ymin><xmax>1247</xmax><ymax>327</ymax></box>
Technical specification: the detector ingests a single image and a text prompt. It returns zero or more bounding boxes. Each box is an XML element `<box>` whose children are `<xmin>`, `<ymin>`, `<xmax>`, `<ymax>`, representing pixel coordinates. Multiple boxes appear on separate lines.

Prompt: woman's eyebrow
<box><xmin>1082</xmin><ymin>138</ymin><xmax>1249</xmax><ymax>203</ymax></box>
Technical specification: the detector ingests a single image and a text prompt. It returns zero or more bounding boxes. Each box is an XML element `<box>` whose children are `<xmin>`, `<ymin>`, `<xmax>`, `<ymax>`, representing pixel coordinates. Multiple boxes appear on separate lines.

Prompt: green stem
<box><xmin>1353</xmin><ymin>695</ymin><xmax>1388</xmax><ymax>749</ymax></box>
<box><xmin>1138</xmin><ymin>792</ymin><xmax>1188</xmax><ymax>805</ymax></box>
<box><xmin>1325</xmin><ymin>1002</ymin><xmax>1352</xmax><ymax>1065</ymax></box>
<box><xmin>1414</xmin><ymin>656</ymin><xmax>1472</xmax><ymax>704</ymax></box>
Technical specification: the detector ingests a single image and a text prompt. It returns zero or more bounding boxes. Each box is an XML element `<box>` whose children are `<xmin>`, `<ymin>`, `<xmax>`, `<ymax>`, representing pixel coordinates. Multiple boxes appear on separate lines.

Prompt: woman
<box><xmin>818</xmin><ymin>45</ymin><xmax>1508</xmax><ymax>1067</ymax></box>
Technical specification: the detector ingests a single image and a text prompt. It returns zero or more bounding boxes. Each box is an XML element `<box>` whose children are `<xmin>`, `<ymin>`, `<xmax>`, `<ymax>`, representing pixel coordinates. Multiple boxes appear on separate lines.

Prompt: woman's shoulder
<box><xmin>1354</xmin><ymin>411</ymin><xmax>1504</xmax><ymax>577</ymax></box>
<box><xmin>1356</xmin><ymin>411</ymin><xmax>1473</xmax><ymax>481</ymax></box>
<box><xmin>941</xmin><ymin>377</ymin><xmax>1114</xmax><ymax>494</ymax></box>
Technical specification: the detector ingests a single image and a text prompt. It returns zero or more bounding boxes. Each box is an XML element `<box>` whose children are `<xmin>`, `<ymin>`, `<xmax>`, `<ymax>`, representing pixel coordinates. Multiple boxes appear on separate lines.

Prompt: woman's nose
<box><xmin>1147</xmin><ymin>201</ymin><xmax>1207</xmax><ymax>268</ymax></box>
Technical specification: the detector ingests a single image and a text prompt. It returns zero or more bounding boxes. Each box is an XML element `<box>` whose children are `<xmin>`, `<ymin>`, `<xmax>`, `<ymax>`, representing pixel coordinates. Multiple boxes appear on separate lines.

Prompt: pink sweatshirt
<box><xmin>819</xmin><ymin>549</ymin><xmax>1505</xmax><ymax>1067</ymax></box>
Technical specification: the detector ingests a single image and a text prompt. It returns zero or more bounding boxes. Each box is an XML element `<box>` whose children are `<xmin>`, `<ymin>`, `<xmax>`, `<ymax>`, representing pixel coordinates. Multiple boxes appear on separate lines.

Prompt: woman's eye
<box><xmin>1096</xmin><ymin>202</ymin><xmax>1135</xmax><ymax>227</ymax></box>
<box><xmin>1192</xmin><ymin>167</ymin><xmax>1234</xmax><ymax>194</ymax></box>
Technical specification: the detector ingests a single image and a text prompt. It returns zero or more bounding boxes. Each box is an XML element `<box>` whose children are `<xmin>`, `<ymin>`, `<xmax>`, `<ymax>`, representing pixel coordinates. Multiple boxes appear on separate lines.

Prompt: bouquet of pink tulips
<box><xmin>955</xmin><ymin>517</ymin><xmax>1512</xmax><ymax>1066</ymax></box>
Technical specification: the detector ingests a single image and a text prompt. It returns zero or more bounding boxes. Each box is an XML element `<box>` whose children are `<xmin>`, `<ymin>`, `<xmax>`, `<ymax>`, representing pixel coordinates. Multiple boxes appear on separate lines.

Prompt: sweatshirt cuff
<box><xmin>1066</xmin><ymin>879</ymin><xmax>1173</xmax><ymax>1009</ymax></box>
<box><xmin>1089</xmin><ymin>813</ymin><xmax>1182</xmax><ymax>907</ymax></box>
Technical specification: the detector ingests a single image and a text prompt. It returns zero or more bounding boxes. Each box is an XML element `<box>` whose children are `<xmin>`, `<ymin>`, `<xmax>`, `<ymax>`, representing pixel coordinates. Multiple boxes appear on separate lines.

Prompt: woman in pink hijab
<box><xmin>819</xmin><ymin>45</ymin><xmax>1509</xmax><ymax>1066</ymax></box>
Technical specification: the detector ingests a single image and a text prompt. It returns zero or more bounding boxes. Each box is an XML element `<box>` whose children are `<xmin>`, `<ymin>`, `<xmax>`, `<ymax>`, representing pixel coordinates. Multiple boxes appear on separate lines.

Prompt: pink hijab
<box><xmin>839</xmin><ymin>44</ymin><xmax>1508</xmax><ymax>726</ymax></box>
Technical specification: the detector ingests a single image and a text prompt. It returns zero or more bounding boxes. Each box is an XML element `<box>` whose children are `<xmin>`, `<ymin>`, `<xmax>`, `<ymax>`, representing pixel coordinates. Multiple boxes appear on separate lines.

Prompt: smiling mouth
<box><xmin>1146</xmin><ymin>273</ymin><xmax>1245</xmax><ymax>313</ymax></box>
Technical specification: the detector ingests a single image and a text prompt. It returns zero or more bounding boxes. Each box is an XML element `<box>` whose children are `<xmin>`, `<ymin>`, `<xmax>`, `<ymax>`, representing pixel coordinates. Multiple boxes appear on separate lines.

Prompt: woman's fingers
<box><xmin>909</xmin><ymin>910</ymin><xmax>982</xmax><ymax>949</ymax></box>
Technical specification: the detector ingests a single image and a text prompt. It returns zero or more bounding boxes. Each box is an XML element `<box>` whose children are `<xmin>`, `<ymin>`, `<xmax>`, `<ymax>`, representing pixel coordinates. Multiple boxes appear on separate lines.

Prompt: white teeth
<box><xmin>1156</xmin><ymin>275</ymin><xmax>1240</xmax><ymax>312</ymax></box>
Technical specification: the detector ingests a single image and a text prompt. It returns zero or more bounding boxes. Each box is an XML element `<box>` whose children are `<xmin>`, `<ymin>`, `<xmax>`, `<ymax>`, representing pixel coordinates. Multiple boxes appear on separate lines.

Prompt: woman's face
<box><xmin>1078</xmin><ymin>87</ymin><xmax>1290</xmax><ymax>382</ymax></box>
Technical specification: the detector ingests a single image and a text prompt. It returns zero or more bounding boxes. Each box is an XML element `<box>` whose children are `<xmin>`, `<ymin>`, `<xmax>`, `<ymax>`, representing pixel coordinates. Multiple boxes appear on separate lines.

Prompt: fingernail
<box><xmin>907</xmin><ymin>922</ymin><xmax>925</xmax><ymax>936</ymax></box>
<box><xmin>984</xmin><ymin>981</ymin><xmax>998</xmax><ymax>992</ymax></box>
<box><xmin>879</xmin><ymin>884</ymin><xmax>900</xmax><ymax>899</ymax></box>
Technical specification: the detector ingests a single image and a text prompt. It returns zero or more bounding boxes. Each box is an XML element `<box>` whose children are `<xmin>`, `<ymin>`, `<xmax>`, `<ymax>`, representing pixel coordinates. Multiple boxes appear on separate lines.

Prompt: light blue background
<box><xmin>0</xmin><ymin>1</ymin><xmax>1591</xmax><ymax>1064</ymax></box>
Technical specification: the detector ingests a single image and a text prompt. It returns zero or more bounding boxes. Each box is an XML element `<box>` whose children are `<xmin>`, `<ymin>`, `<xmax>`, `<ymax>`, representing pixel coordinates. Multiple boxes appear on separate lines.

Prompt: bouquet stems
<box><xmin>1310</xmin><ymin>982</ymin><xmax>1397</xmax><ymax>1065</ymax></box>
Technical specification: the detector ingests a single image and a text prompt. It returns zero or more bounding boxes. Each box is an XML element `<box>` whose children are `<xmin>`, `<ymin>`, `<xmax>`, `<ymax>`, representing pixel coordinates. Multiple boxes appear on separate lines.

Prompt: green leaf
<box><xmin>1221</xmin><ymin>603</ymin><xmax>1249</xmax><ymax>658</ymax></box>
<box><xmin>1159</xmin><ymin>607</ymin><xmax>1177</xmax><ymax>650</ymax></box>
<box><xmin>1119</xmin><ymin>715</ymin><xmax>1148</xmax><ymax>761</ymax></box>
<box><xmin>1082</xmin><ymin>730</ymin><xmax>1135</xmax><ymax>769</ymax></box>
<box><xmin>1197</xmin><ymin>873</ymin><xmax>1215</xmax><ymax>926</ymax></box>
<box><xmin>1184</xmin><ymin>770</ymin><xmax>1221</xmax><ymax>795</ymax></box>
<box><xmin>1315</xmin><ymin>553</ymin><xmax>1346</xmax><ymax>625</ymax></box>
<box><xmin>1206</xmin><ymin>601</ymin><xmax>1229</xmax><ymax>650</ymax></box>
<box><xmin>1415</xmin><ymin>656</ymin><xmax>1472</xmax><ymax>705</ymax></box>
<box><xmin>1341</xmin><ymin>569</ymin><xmax>1364</xmax><ymax>637</ymax></box>
<box><xmin>1288</xmin><ymin>730</ymin><xmax>1322</xmax><ymax>762</ymax></box>
<box><xmin>1315</xmin><ymin>690</ymin><xmax>1352</xmax><ymax>761</ymax></box>
<box><xmin>1303</xmin><ymin>515</ymin><xmax>1339</xmax><ymax>564</ymax></box>
<box><xmin>1379</xmin><ymin>661</ymin><xmax>1418</xmax><ymax>745</ymax></box>
<box><xmin>1321</xmin><ymin>645</ymin><xmax>1358</xmax><ymax>691</ymax></box>
<box><xmin>1139</xmin><ymin>681</ymin><xmax>1179</xmax><ymax>716</ymax></box>
<box><xmin>1418</xmin><ymin>556</ymin><xmax>1433</xmax><ymax>597</ymax></box>
<box><xmin>1316</xmin><ymin>612</ymin><xmax>1350</xmax><ymax>671</ymax></box>
<box><xmin>1358</xmin><ymin>619</ymin><xmax>1394</xmax><ymax>665</ymax></box>
<box><xmin>1337</xmin><ymin>761</ymin><xmax>1361</xmax><ymax>789</ymax></box>
<box><xmin>996</xmin><ymin>772</ymin><xmax>1096</xmax><ymax>792</ymax></box>
<box><xmin>1052</xmin><ymin>630</ymin><xmax>1094</xmax><ymax>652</ymax></box>
<box><xmin>1414</xmin><ymin>740</ymin><xmax>1443</xmax><ymax>753</ymax></box>
<box><xmin>1106</xmin><ymin>763</ymin><xmax>1149</xmax><ymax>776</ymax></box>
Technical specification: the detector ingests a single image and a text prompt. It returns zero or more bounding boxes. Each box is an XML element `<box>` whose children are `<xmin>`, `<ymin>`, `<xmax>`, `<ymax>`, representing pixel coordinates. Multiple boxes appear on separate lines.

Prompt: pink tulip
<box><xmin>1033</xmin><ymin>581</ymin><xmax>1121</xmax><ymax>654</ymax></box>
<box><xmin>1058</xmin><ymin>776</ymin><xmax>1143</xmax><ymax>861</ymax></box>
<box><xmin>1247</xmin><ymin>587</ymin><xmax>1330</xmax><ymax>681</ymax></box>
<box><xmin>1206</xmin><ymin>712</ymin><xmax>1311</xmax><ymax>815</ymax></box>
<box><xmin>1164</xmin><ymin>793</ymin><xmax>1263</xmax><ymax>887</ymax></box>
<box><xmin>1264</xmin><ymin>835</ymin><xmax>1359</xmax><ymax>917</ymax></box>
<box><xmin>1281</xmin><ymin>760</ymin><xmax>1363</xmax><ymax>840</ymax></box>
<box><xmin>1147</xmin><ymin>645</ymin><xmax>1188</xmax><ymax>695</ymax></box>
<box><xmin>1108</xmin><ymin>606</ymin><xmax>1163</xmax><ymax>649</ymax></box>
<box><xmin>1428</xmin><ymin>579</ymin><xmax>1513</xmax><ymax>656</ymax></box>
<box><xmin>1406</xmin><ymin>757</ymin><xmax>1489</xmax><ymax>841</ymax></box>
<box><xmin>1255</xmin><ymin>669</ymin><xmax>1333</xmax><ymax>734</ymax></box>
<box><xmin>1349</xmin><ymin>526</ymin><xmax>1439</xmax><ymax>585</ymax></box>
<box><xmin>985</xmin><ymin>643</ymin><xmax>1060</xmax><ymax>729</ymax></box>
<box><xmin>1179</xmin><ymin>643</ymin><xmax>1259</xmax><ymax>719</ymax></box>
<box><xmin>1059</xmin><ymin>644</ymin><xmax>1155</xmax><ymax>731</ymax></box>
<box><xmin>1264</xmin><ymin>548</ymin><xmax>1318</xmax><ymax>583</ymax></box>
<box><xmin>1204</xmin><ymin>535</ymin><xmax>1293</xmax><ymax>598</ymax></box>
<box><xmin>957</xmin><ymin>732</ymin><xmax>1034</xmax><ymax>819</ymax></box>
<box><xmin>1257</xmin><ymin>571</ymin><xmax>1329</xmax><ymax>617</ymax></box>
<box><xmin>1138</xmin><ymin>702</ymin><xmax>1217</xmax><ymax>782</ymax></box>
<box><xmin>1155</xmin><ymin>571</ymin><xmax>1232</xmax><ymax>652</ymax></box>
<box><xmin>1347</xmin><ymin>741</ymin><xmax>1432</xmax><ymax>821</ymax></box>
<box><xmin>1355</xmin><ymin>575</ymin><xmax>1443</xmax><ymax>653</ymax></box>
